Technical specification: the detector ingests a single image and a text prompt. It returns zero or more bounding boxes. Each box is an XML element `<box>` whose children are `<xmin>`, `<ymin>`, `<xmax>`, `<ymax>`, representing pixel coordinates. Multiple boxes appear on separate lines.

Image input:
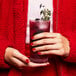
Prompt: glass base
<box><xmin>29</xmin><ymin>56</ymin><xmax>48</xmax><ymax>63</ymax></box>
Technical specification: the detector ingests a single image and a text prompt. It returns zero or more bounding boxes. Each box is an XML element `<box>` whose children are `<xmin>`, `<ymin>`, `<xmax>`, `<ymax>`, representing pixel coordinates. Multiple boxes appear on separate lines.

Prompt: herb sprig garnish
<box><xmin>40</xmin><ymin>4</ymin><xmax>51</xmax><ymax>21</ymax></box>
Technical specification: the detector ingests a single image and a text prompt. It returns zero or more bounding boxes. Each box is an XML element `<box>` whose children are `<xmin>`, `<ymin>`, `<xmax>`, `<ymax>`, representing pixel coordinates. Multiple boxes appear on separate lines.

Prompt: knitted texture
<box><xmin>0</xmin><ymin>0</ymin><xmax>76</xmax><ymax>76</ymax></box>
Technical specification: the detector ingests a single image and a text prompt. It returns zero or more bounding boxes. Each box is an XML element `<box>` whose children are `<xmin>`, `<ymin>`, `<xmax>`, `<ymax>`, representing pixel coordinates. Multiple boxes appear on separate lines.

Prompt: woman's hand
<box><xmin>5</xmin><ymin>47</ymin><xmax>49</xmax><ymax>69</ymax></box>
<box><xmin>32</xmin><ymin>32</ymin><xmax>70</xmax><ymax>57</ymax></box>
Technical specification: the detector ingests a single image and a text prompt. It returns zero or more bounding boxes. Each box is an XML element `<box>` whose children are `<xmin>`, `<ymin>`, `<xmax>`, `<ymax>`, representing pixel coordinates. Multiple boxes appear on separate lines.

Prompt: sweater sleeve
<box><xmin>0</xmin><ymin>36</ymin><xmax>10</xmax><ymax>68</ymax></box>
<box><xmin>0</xmin><ymin>0</ymin><xmax>14</xmax><ymax>68</ymax></box>
<box><xmin>63</xmin><ymin>31</ymin><xmax>76</xmax><ymax>63</ymax></box>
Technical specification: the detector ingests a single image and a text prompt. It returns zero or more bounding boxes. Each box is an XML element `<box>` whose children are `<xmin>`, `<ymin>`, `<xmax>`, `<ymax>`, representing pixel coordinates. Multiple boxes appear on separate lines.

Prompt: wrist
<box><xmin>63</xmin><ymin>37</ymin><xmax>70</xmax><ymax>57</ymax></box>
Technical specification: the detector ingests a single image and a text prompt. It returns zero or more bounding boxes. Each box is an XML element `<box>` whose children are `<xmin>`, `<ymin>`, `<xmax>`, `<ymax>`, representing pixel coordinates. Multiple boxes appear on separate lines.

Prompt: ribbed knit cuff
<box><xmin>0</xmin><ymin>39</ymin><xmax>10</xmax><ymax>68</ymax></box>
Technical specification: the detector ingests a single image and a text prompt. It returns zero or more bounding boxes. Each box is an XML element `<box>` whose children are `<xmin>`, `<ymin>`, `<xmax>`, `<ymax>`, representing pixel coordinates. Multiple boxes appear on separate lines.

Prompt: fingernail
<box><xmin>47</xmin><ymin>64</ymin><xmax>50</xmax><ymax>66</ymax></box>
<box><xmin>32</xmin><ymin>48</ymin><xmax>36</xmax><ymax>52</ymax></box>
<box><xmin>31</xmin><ymin>43</ymin><xmax>33</xmax><ymax>46</ymax></box>
<box><xmin>38</xmin><ymin>52</ymin><xmax>41</xmax><ymax>55</ymax></box>
<box><xmin>25</xmin><ymin>59</ymin><xmax>29</xmax><ymax>63</ymax></box>
<box><xmin>32</xmin><ymin>37</ymin><xmax>34</xmax><ymax>39</ymax></box>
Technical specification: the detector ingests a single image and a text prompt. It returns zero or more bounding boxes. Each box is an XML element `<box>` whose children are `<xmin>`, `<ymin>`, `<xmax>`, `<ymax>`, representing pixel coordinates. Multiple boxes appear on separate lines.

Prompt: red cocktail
<box><xmin>30</xmin><ymin>20</ymin><xmax>50</xmax><ymax>63</ymax></box>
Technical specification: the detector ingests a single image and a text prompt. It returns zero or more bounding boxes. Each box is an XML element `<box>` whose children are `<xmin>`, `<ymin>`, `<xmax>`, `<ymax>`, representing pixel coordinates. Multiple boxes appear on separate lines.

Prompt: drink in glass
<box><xmin>29</xmin><ymin>20</ymin><xmax>50</xmax><ymax>63</ymax></box>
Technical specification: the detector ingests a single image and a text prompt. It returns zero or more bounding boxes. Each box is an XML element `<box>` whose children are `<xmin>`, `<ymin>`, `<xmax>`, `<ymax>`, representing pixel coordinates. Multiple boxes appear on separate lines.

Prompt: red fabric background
<box><xmin>0</xmin><ymin>0</ymin><xmax>76</xmax><ymax>76</ymax></box>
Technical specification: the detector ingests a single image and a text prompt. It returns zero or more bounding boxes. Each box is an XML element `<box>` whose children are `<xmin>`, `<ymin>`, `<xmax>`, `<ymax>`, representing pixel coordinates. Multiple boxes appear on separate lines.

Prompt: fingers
<box><xmin>12</xmin><ymin>50</ymin><xmax>30</xmax><ymax>64</ymax></box>
<box><xmin>5</xmin><ymin>47</ymin><xmax>50</xmax><ymax>69</ymax></box>
<box><xmin>28</xmin><ymin>62</ymin><xmax>50</xmax><ymax>67</ymax></box>
<box><xmin>12</xmin><ymin>52</ymin><xmax>50</xmax><ymax>68</ymax></box>
<box><xmin>38</xmin><ymin>49</ymin><xmax>65</xmax><ymax>56</ymax></box>
<box><xmin>32</xmin><ymin>38</ymin><xmax>62</xmax><ymax>46</ymax></box>
<box><xmin>33</xmin><ymin>43</ymin><xmax>63</xmax><ymax>52</ymax></box>
<box><xmin>10</xmin><ymin>57</ymin><xmax>27</xmax><ymax>69</ymax></box>
<box><xmin>31</xmin><ymin>32</ymin><xmax>67</xmax><ymax>57</ymax></box>
<box><xmin>5</xmin><ymin>47</ymin><xmax>30</xmax><ymax>69</ymax></box>
<box><xmin>33</xmin><ymin>32</ymin><xmax>61</xmax><ymax>40</ymax></box>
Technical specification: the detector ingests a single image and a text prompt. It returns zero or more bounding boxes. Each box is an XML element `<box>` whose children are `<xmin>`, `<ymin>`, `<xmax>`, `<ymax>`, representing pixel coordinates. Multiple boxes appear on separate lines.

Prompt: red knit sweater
<box><xmin>0</xmin><ymin>0</ymin><xmax>76</xmax><ymax>76</ymax></box>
